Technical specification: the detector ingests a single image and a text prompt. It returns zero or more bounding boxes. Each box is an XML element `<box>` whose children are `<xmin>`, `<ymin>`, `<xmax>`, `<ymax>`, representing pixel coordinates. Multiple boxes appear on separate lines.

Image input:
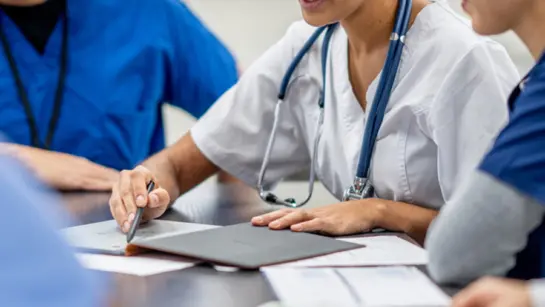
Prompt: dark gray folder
<box><xmin>131</xmin><ymin>222</ymin><xmax>362</xmax><ymax>269</ymax></box>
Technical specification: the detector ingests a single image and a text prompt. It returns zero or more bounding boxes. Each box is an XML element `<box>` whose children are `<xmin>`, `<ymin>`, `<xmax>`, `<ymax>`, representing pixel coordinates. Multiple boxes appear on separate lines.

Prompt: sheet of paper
<box><xmin>271</xmin><ymin>236</ymin><xmax>427</xmax><ymax>267</ymax></box>
<box><xmin>61</xmin><ymin>220</ymin><xmax>218</xmax><ymax>255</ymax></box>
<box><xmin>262</xmin><ymin>267</ymin><xmax>450</xmax><ymax>307</ymax></box>
<box><xmin>76</xmin><ymin>252</ymin><xmax>199</xmax><ymax>276</ymax></box>
<box><xmin>337</xmin><ymin>266</ymin><xmax>451</xmax><ymax>306</ymax></box>
<box><xmin>263</xmin><ymin>268</ymin><xmax>359</xmax><ymax>307</ymax></box>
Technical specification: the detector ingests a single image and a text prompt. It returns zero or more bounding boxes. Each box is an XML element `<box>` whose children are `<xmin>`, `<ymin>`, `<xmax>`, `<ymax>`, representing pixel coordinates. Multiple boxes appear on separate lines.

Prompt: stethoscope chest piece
<box><xmin>342</xmin><ymin>177</ymin><xmax>374</xmax><ymax>201</ymax></box>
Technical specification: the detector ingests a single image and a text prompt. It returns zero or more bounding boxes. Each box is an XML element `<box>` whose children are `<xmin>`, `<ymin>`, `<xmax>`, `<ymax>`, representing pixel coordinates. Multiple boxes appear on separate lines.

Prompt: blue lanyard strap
<box><xmin>356</xmin><ymin>0</ymin><xmax>413</xmax><ymax>179</ymax></box>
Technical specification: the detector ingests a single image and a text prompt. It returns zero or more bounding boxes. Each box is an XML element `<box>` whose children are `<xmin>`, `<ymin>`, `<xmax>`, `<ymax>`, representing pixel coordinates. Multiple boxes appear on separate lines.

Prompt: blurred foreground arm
<box><xmin>0</xmin><ymin>151</ymin><xmax>105</xmax><ymax>306</ymax></box>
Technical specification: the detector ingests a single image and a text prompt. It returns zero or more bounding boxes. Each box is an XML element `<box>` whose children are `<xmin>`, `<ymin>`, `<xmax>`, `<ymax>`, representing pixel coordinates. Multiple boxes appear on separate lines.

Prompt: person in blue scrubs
<box><xmin>0</xmin><ymin>0</ymin><xmax>238</xmax><ymax>191</ymax></box>
<box><xmin>425</xmin><ymin>0</ymin><xmax>545</xmax><ymax>293</ymax></box>
<box><xmin>0</xmin><ymin>145</ymin><xmax>105</xmax><ymax>306</ymax></box>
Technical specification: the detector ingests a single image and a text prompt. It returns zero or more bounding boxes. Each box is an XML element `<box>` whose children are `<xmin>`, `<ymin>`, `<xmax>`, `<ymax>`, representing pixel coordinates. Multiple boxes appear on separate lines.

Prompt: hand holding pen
<box><xmin>126</xmin><ymin>180</ymin><xmax>155</xmax><ymax>242</ymax></box>
<box><xmin>108</xmin><ymin>165</ymin><xmax>171</xmax><ymax>238</ymax></box>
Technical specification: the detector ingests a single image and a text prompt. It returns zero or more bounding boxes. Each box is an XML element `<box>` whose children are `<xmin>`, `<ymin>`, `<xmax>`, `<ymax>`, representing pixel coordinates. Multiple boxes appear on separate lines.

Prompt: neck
<box><xmin>341</xmin><ymin>0</ymin><xmax>426</xmax><ymax>54</ymax></box>
<box><xmin>513</xmin><ymin>2</ymin><xmax>545</xmax><ymax>60</ymax></box>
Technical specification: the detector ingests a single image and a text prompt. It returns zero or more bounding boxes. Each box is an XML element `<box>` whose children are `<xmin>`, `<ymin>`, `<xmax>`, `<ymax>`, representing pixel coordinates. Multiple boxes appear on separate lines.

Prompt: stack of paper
<box><xmin>262</xmin><ymin>266</ymin><xmax>450</xmax><ymax>307</ymax></box>
<box><xmin>271</xmin><ymin>236</ymin><xmax>427</xmax><ymax>267</ymax></box>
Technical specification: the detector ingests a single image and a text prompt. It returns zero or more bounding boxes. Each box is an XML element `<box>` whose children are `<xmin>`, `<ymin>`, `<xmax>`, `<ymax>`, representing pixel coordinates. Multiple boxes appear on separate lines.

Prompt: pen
<box><xmin>126</xmin><ymin>180</ymin><xmax>155</xmax><ymax>243</ymax></box>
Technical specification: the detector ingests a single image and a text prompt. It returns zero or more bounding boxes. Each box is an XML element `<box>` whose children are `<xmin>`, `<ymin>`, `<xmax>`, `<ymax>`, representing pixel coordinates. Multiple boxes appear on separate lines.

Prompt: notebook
<box><xmin>61</xmin><ymin>220</ymin><xmax>218</xmax><ymax>255</ymax></box>
<box><xmin>63</xmin><ymin>220</ymin><xmax>362</xmax><ymax>268</ymax></box>
<box><xmin>128</xmin><ymin>222</ymin><xmax>362</xmax><ymax>269</ymax></box>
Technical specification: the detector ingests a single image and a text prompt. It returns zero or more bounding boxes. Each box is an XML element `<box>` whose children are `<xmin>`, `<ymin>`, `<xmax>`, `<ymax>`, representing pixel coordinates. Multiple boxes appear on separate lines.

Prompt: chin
<box><xmin>301</xmin><ymin>11</ymin><xmax>334</xmax><ymax>27</ymax></box>
<box><xmin>471</xmin><ymin>19</ymin><xmax>509</xmax><ymax>36</ymax></box>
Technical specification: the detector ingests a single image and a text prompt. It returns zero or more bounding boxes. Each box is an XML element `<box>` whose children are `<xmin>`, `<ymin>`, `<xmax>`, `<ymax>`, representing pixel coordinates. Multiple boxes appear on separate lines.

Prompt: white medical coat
<box><xmin>191</xmin><ymin>1</ymin><xmax>519</xmax><ymax>210</ymax></box>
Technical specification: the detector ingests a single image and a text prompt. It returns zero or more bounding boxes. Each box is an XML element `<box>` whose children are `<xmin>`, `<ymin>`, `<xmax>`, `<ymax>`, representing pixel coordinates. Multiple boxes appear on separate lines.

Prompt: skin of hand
<box><xmin>108</xmin><ymin>133</ymin><xmax>221</xmax><ymax>233</ymax></box>
<box><xmin>4</xmin><ymin>144</ymin><xmax>119</xmax><ymax>191</ymax></box>
<box><xmin>251</xmin><ymin>200</ymin><xmax>387</xmax><ymax>236</ymax></box>
<box><xmin>252</xmin><ymin>198</ymin><xmax>438</xmax><ymax>244</ymax></box>
<box><xmin>452</xmin><ymin>277</ymin><xmax>532</xmax><ymax>307</ymax></box>
<box><xmin>109</xmin><ymin>165</ymin><xmax>171</xmax><ymax>233</ymax></box>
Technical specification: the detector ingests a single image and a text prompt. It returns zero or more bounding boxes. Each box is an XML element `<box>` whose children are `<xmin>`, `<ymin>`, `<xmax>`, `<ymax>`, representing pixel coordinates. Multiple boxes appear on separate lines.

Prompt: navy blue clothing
<box><xmin>480</xmin><ymin>52</ymin><xmax>545</xmax><ymax>279</ymax></box>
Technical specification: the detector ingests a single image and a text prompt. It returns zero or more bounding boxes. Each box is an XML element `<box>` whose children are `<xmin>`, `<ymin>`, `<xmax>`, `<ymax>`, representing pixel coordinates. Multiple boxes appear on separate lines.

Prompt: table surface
<box><xmin>61</xmin><ymin>180</ymin><xmax>460</xmax><ymax>307</ymax></box>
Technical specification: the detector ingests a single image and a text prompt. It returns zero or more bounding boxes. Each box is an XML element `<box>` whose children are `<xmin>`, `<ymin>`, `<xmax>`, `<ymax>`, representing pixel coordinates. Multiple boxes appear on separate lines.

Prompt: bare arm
<box><xmin>373</xmin><ymin>199</ymin><xmax>439</xmax><ymax>245</ymax></box>
<box><xmin>141</xmin><ymin>132</ymin><xmax>219</xmax><ymax>203</ymax></box>
<box><xmin>0</xmin><ymin>143</ymin><xmax>119</xmax><ymax>191</ymax></box>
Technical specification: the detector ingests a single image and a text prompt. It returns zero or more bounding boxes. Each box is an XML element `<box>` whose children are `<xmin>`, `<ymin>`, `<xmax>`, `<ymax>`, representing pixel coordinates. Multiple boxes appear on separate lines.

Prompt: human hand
<box><xmin>109</xmin><ymin>165</ymin><xmax>171</xmax><ymax>233</ymax></box>
<box><xmin>11</xmin><ymin>144</ymin><xmax>119</xmax><ymax>191</ymax></box>
<box><xmin>452</xmin><ymin>277</ymin><xmax>531</xmax><ymax>307</ymax></box>
<box><xmin>251</xmin><ymin>200</ymin><xmax>386</xmax><ymax>236</ymax></box>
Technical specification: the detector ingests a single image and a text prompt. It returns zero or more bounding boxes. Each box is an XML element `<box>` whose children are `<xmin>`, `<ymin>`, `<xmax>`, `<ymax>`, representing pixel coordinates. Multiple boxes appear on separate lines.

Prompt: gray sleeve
<box><xmin>425</xmin><ymin>169</ymin><xmax>545</xmax><ymax>285</ymax></box>
<box><xmin>531</xmin><ymin>280</ymin><xmax>545</xmax><ymax>307</ymax></box>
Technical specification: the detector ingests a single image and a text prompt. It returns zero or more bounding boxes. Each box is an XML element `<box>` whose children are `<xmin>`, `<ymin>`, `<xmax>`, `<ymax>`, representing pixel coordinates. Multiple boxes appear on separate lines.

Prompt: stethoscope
<box><xmin>257</xmin><ymin>0</ymin><xmax>413</xmax><ymax>208</ymax></box>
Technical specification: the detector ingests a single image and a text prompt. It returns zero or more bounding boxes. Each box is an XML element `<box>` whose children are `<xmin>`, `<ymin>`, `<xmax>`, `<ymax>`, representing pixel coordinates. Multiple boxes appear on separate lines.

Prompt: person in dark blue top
<box><xmin>425</xmin><ymin>0</ymin><xmax>545</xmax><ymax>294</ymax></box>
<box><xmin>0</xmin><ymin>0</ymin><xmax>238</xmax><ymax>191</ymax></box>
<box><xmin>0</xmin><ymin>144</ymin><xmax>105</xmax><ymax>306</ymax></box>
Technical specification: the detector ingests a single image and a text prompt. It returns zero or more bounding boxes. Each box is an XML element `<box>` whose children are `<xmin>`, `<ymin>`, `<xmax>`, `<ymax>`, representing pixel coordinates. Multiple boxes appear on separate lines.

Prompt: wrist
<box><xmin>368</xmin><ymin>199</ymin><xmax>412</xmax><ymax>233</ymax></box>
<box><xmin>367</xmin><ymin>199</ymin><xmax>389</xmax><ymax>230</ymax></box>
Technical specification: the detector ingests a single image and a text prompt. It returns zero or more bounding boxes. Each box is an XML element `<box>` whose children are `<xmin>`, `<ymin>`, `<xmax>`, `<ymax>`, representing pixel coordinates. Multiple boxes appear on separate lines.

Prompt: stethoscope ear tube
<box><xmin>258</xmin><ymin>25</ymin><xmax>337</xmax><ymax>208</ymax></box>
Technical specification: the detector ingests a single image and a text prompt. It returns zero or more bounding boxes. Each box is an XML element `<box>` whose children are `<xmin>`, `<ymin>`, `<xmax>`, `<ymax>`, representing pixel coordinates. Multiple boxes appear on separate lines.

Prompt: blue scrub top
<box><xmin>0</xmin><ymin>151</ymin><xmax>104</xmax><ymax>306</ymax></box>
<box><xmin>0</xmin><ymin>0</ymin><xmax>238</xmax><ymax>170</ymax></box>
<box><xmin>479</xmin><ymin>52</ymin><xmax>545</xmax><ymax>280</ymax></box>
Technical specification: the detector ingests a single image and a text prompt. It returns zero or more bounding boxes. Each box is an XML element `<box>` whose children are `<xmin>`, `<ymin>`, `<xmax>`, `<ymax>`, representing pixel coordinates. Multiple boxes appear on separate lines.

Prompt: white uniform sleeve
<box><xmin>191</xmin><ymin>22</ymin><xmax>313</xmax><ymax>187</ymax></box>
<box><xmin>429</xmin><ymin>41</ymin><xmax>517</xmax><ymax>202</ymax></box>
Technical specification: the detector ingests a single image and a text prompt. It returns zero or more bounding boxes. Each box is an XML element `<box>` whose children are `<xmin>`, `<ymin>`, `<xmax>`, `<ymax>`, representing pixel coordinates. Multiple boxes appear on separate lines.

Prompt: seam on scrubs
<box><xmin>398</xmin><ymin>118</ymin><xmax>414</xmax><ymax>203</ymax></box>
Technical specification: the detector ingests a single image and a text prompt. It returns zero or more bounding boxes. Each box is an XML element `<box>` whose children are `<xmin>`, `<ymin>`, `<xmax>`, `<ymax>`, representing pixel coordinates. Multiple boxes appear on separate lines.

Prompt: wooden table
<box><xmin>61</xmin><ymin>181</ymin><xmax>460</xmax><ymax>307</ymax></box>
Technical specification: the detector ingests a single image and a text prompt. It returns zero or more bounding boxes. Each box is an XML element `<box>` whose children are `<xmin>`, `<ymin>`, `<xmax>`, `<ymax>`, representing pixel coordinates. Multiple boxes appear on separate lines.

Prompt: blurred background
<box><xmin>166</xmin><ymin>0</ymin><xmax>534</xmax><ymax>206</ymax></box>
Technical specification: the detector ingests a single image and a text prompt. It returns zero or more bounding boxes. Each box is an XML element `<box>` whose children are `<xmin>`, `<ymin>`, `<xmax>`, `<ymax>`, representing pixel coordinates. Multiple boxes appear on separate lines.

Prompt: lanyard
<box><xmin>0</xmin><ymin>14</ymin><xmax>68</xmax><ymax>150</ymax></box>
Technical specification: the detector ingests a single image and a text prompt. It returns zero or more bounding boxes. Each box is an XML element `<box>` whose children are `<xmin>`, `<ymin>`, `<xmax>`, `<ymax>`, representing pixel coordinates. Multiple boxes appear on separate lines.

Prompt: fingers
<box><xmin>119</xmin><ymin>170</ymin><xmax>138</xmax><ymax>220</ymax></box>
<box><xmin>451</xmin><ymin>280</ymin><xmax>490</xmax><ymax>307</ymax></box>
<box><xmin>251</xmin><ymin>208</ymin><xmax>295</xmax><ymax>226</ymax></box>
<box><xmin>291</xmin><ymin>219</ymin><xmax>325</xmax><ymax>233</ymax></box>
<box><xmin>268</xmin><ymin>210</ymin><xmax>314</xmax><ymax>230</ymax></box>
<box><xmin>130</xmin><ymin>166</ymin><xmax>155</xmax><ymax>208</ymax></box>
<box><xmin>109</xmin><ymin>189</ymin><xmax>129</xmax><ymax>233</ymax></box>
<box><xmin>148</xmin><ymin>188</ymin><xmax>170</xmax><ymax>209</ymax></box>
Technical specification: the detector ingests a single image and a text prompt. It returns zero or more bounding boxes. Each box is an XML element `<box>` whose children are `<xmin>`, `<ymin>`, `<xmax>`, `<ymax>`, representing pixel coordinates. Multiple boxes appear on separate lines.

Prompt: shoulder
<box><xmin>407</xmin><ymin>1</ymin><xmax>517</xmax><ymax>78</ymax></box>
<box><xmin>479</xmin><ymin>58</ymin><xmax>545</xmax><ymax>204</ymax></box>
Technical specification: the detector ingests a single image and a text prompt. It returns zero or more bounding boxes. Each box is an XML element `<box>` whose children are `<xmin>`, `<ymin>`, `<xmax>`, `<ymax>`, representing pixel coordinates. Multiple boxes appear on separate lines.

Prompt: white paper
<box><xmin>263</xmin><ymin>268</ymin><xmax>359</xmax><ymax>307</ymax></box>
<box><xmin>338</xmin><ymin>267</ymin><xmax>451</xmax><ymax>306</ymax></box>
<box><xmin>61</xmin><ymin>220</ymin><xmax>218</xmax><ymax>254</ymax></box>
<box><xmin>262</xmin><ymin>267</ymin><xmax>450</xmax><ymax>307</ymax></box>
<box><xmin>272</xmin><ymin>236</ymin><xmax>427</xmax><ymax>267</ymax></box>
<box><xmin>76</xmin><ymin>252</ymin><xmax>199</xmax><ymax>276</ymax></box>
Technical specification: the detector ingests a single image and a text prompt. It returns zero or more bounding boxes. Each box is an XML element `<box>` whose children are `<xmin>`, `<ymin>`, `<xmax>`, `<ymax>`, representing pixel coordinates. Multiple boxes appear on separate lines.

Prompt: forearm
<box><xmin>426</xmin><ymin>170</ymin><xmax>545</xmax><ymax>285</ymax></box>
<box><xmin>142</xmin><ymin>132</ymin><xmax>219</xmax><ymax>203</ymax></box>
<box><xmin>374</xmin><ymin>199</ymin><xmax>438</xmax><ymax>245</ymax></box>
